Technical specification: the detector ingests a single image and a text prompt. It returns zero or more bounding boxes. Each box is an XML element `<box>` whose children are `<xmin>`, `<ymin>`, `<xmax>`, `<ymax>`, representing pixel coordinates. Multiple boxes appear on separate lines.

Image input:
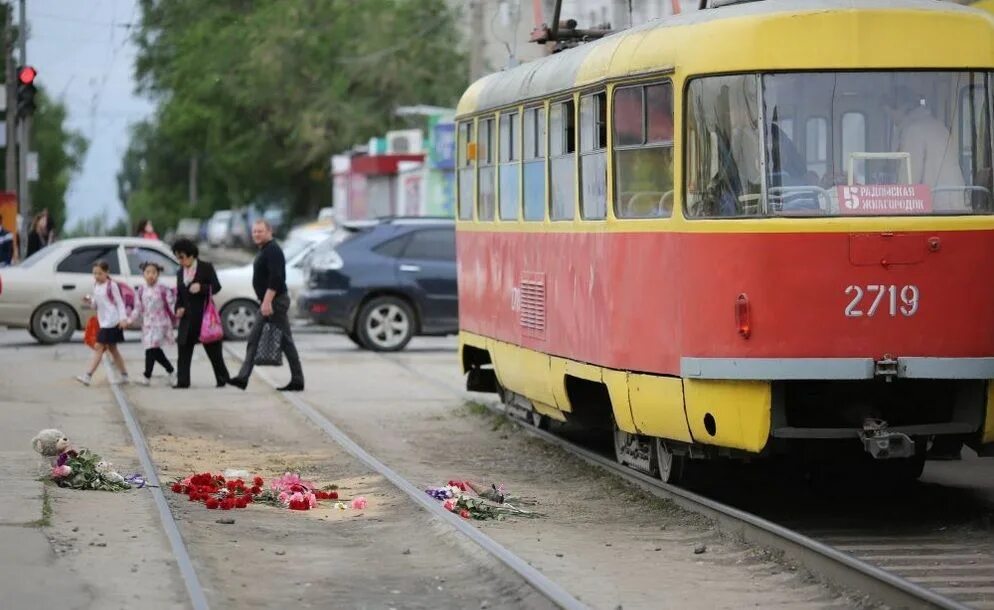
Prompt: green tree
<box><xmin>4</xmin><ymin>87</ymin><xmax>88</xmax><ymax>233</ymax></box>
<box><xmin>21</xmin><ymin>89</ymin><xmax>88</xmax><ymax>234</ymax></box>
<box><xmin>123</xmin><ymin>0</ymin><xmax>467</xmax><ymax>232</ymax></box>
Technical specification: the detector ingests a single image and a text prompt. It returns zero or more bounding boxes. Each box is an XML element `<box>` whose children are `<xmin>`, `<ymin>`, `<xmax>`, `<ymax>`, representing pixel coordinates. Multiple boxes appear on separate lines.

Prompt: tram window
<box><xmin>841</xmin><ymin>112</ymin><xmax>867</xmax><ymax>184</ymax></box>
<box><xmin>614</xmin><ymin>87</ymin><xmax>643</xmax><ymax>146</ymax></box>
<box><xmin>457</xmin><ymin>121</ymin><xmax>474</xmax><ymax>220</ymax></box>
<box><xmin>580</xmin><ymin>91</ymin><xmax>607</xmax><ymax>220</ymax></box>
<box><xmin>684</xmin><ymin>74</ymin><xmax>763</xmax><ymax>217</ymax></box>
<box><xmin>499</xmin><ymin>112</ymin><xmax>520</xmax><ymax>220</ymax></box>
<box><xmin>478</xmin><ymin>117</ymin><xmax>496</xmax><ymax>221</ymax></box>
<box><xmin>614</xmin><ymin>82</ymin><xmax>674</xmax><ymax>218</ymax></box>
<box><xmin>550</xmin><ymin>99</ymin><xmax>576</xmax><ymax>220</ymax></box>
<box><xmin>523</xmin><ymin>106</ymin><xmax>546</xmax><ymax>221</ymax></box>
<box><xmin>805</xmin><ymin>117</ymin><xmax>829</xmax><ymax>179</ymax></box>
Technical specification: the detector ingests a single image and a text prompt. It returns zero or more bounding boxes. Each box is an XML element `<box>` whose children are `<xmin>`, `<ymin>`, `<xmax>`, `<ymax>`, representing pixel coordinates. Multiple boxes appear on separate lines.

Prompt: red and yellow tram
<box><xmin>455</xmin><ymin>0</ymin><xmax>994</xmax><ymax>482</ymax></box>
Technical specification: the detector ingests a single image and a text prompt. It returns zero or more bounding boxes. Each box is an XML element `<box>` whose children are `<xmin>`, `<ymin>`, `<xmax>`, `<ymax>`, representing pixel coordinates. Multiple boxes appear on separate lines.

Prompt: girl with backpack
<box><xmin>125</xmin><ymin>261</ymin><xmax>178</xmax><ymax>386</ymax></box>
<box><xmin>76</xmin><ymin>260</ymin><xmax>131</xmax><ymax>386</ymax></box>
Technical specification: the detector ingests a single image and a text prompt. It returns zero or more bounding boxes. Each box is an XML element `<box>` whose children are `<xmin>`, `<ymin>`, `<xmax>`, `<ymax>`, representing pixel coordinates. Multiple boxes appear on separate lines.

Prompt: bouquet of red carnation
<box><xmin>170</xmin><ymin>472</ymin><xmax>263</xmax><ymax>510</ymax></box>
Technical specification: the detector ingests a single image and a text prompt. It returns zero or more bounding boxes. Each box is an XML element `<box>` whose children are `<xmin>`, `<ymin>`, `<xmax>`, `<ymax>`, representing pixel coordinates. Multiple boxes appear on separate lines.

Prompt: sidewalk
<box><xmin>0</xmin><ymin>341</ymin><xmax>186</xmax><ymax>610</ymax></box>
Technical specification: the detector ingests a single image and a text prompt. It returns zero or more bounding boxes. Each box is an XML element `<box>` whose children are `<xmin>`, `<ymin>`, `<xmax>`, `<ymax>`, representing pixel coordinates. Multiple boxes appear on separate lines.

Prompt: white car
<box><xmin>207</xmin><ymin>210</ymin><xmax>234</xmax><ymax>247</ymax></box>
<box><xmin>214</xmin><ymin>232</ymin><xmax>332</xmax><ymax>340</ymax></box>
<box><xmin>0</xmin><ymin>237</ymin><xmax>179</xmax><ymax>344</ymax></box>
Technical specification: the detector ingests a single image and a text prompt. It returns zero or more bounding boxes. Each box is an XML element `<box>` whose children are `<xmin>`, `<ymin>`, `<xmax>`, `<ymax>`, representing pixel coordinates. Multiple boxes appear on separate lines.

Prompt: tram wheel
<box><xmin>613</xmin><ymin>425</ymin><xmax>659</xmax><ymax>477</ymax></box>
<box><xmin>529</xmin><ymin>410</ymin><xmax>549</xmax><ymax>430</ymax></box>
<box><xmin>655</xmin><ymin>439</ymin><xmax>688</xmax><ymax>485</ymax></box>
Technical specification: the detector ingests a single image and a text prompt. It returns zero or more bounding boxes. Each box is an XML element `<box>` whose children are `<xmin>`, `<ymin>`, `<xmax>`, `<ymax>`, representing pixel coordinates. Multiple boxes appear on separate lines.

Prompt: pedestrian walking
<box><xmin>0</xmin><ymin>213</ymin><xmax>15</xmax><ymax>266</ymax></box>
<box><xmin>125</xmin><ymin>261</ymin><xmax>177</xmax><ymax>386</ymax></box>
<box><xmin>75</xmin><ymin>260</ymin><xmax>131</xmax><ymax>386</ymax></box>
<box><xmin>26</xmin><ymin>210</ymin><xmax>54</xmax><ymax>257</ymax></box>
<box><xmin>136</xmin><ymin>219</ymin><xmax>159</xmax><ymax>240</ymax></box>
<box><xmin>228</xmin><ymin>220</ymin><xmax>304</xmax><ymax>392</ymax></box>
<box><xmin>172</xmin><ymin>238</ymin><xmax>231</xmax><ymax>389</ymax></box>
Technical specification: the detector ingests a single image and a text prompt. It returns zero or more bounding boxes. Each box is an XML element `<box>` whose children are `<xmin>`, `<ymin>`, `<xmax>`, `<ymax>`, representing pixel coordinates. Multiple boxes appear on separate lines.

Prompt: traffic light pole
<box><xmin>16</xmin><ymin>0</ymin><xmax>27</xmax><ymax>220</ymax></box>
<box><xmin>3</xmin><ymin>4</ymin><xmax>15</xmax><ymax>195</ymax></box>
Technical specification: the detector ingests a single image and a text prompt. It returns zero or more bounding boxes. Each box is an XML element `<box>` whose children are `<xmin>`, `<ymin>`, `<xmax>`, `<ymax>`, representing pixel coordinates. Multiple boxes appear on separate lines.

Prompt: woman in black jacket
<box><xmin>172</xmin><ymin>239</ymin><xmax>231</xmax><ymax>388</ymax></box>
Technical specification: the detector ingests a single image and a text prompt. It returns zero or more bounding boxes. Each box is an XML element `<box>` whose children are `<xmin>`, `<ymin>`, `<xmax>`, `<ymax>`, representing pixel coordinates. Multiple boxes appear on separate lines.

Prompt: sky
<box><xmin>28</xmin><ymin>0</ymin><xmax>152</xmax><ymax>229</ymax></box>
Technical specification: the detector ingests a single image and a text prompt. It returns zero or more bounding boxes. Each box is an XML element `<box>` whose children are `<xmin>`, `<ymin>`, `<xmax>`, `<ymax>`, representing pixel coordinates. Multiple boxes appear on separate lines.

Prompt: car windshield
<box><xmin>281</xmin><ymin>239</ymin><xmax>312</xmax><ymax>262</ymax></box>
<box><xmin>685</xmin><ymin>71</ymin><xmax>993</xmax><ymax>217</ymax></box>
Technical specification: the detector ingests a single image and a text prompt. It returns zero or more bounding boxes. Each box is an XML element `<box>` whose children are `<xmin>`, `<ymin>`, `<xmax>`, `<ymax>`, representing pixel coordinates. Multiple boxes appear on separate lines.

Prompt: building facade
<box><xmin>459</xmin><ymin>0</ymin><xmax>700</xmax><ymax>82</ymax></box>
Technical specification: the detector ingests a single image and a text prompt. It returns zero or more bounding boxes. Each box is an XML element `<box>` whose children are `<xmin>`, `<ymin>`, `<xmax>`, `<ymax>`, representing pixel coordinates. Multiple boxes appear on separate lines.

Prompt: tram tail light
<box><xmin>735</xmin><ymin>294</ymin><xmax>751</xmax><ymax>339</ymax></box>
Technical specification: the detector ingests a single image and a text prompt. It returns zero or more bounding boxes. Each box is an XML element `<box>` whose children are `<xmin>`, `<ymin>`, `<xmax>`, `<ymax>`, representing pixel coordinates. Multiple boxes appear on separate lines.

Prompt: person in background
<box><xmin>136</xmin><ymin>219</ymin><xmax>159</xmax><ymax>240</ymax></box>
<box><xmin>228</xmin><ymin>219</ymin><xmax>304</xmax><ymax>392</ymax></box>
<box><xmin>76</xmin><ymin>260</ymin><xmax>130</xmax><ymax>386</ymax></box>
<box><xmin>884</xmin><ymin>87</ymin><xmax>967</xmax><ymax>211</ymax></box>
<box><xmin>125</xmin><ymin>261</ymin><xmax>177</xmax><ymax>386</ymax></box>
<box><xmin>172</xmin><ymin>238</ymin><xmax>230</xmax><ymax>389</ymax></box>
<box><xmin>0</xmin><ymin>213</ymin><xmax>14</xmax><ymax>266</ymax></box>
<box><xmin>26</xmin><ymin>210</ymin><xmax>53</xmax><ymax>257</ymax></box>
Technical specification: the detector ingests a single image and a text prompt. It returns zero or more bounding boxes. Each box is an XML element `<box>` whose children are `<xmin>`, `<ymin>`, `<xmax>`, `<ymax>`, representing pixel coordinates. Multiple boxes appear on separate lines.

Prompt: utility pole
<box><xmin>3</xmin><ymin>3</ymin><xmax>15</xmax><ymax>194</ymax></box>
<box><xmin>16</xmin><ymin>0</ymin><xmax>27</xmax><ymax>221</ymax></box>
<box><xmin>188</xmin><ymin>155</ymin><xmax>198</xmax><ymax>207</ymax></box>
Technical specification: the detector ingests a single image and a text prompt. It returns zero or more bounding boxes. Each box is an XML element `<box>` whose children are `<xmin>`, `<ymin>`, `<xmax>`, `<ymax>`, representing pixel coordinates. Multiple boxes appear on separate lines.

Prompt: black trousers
<box><xmin>144</xmin><ymin>348</ymin><xmax>175</xmax><ymax>378</ymax></box>
<box><xmin>176</xmin><ymin>340</ymin><xmax>230</xmax><ymax>388</ymax></box>
<box><xmin>236</xmin><ymin>294</ymin><xmax>303</xmax><ymax>383</ymax></box>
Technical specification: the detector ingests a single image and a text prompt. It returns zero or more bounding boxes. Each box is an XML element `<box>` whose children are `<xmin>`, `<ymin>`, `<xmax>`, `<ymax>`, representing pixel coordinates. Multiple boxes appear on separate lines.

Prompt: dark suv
<box><xmin>298</xmin><ymin>218</ymin><xmax>457</xmax><ymax>351</ymax></box>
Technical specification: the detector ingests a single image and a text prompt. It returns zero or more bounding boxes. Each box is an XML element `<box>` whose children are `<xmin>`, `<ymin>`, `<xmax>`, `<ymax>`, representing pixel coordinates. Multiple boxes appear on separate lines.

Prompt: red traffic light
<box><xmin>17</xmin><ymin>66</ymin><xmax>35</xmax><ymax>85</ymax></box>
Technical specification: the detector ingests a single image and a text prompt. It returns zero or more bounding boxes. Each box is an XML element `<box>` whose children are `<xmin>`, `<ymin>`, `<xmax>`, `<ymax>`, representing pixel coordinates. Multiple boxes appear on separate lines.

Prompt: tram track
<box><xmin>100</xmin><ymin>351</ymin><xmax>588</xmax><ymax>610</ymax></box>
<box><xmin>377</xmin><ymin>353</ymin><xmax>991</xmax><ymax>610</ymax></box>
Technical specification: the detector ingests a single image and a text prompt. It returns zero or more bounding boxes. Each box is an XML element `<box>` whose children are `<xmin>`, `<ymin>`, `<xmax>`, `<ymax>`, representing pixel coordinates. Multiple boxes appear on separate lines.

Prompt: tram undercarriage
<box><xmin>480</xmin><ymin>362</ymin><xmax>992</xmax><ymax>486</ymax></box>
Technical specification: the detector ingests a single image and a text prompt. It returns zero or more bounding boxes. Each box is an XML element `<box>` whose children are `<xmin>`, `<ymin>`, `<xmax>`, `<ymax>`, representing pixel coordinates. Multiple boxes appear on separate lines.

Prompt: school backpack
<box><xmin>106</xmin><ymin>280</ymin><xmax>137</xmax><ymax>317</ymax></box>
<box><xmin>151</xmin><ymin>284</ymin><xmax>178</xmax><ymax>327</ymax></box>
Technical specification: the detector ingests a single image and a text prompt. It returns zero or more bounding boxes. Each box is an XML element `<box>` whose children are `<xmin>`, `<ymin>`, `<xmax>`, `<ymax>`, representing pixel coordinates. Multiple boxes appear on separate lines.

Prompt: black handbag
<box><xmin>254</xmin><ymin>321</ymin><xmax>283</xmax><ymax>366</ymax></box>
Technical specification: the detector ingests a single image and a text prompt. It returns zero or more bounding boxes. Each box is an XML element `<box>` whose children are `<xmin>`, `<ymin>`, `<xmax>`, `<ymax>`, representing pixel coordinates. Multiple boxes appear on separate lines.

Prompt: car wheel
<box><xmin>31</xmin><ymin>302</ymin><xmax>77</xmax><ymax>344</ymax></box>
<box><xmin>356</xmin><ymin>296</ymin><xmax>415</xmax><ymax>352</ymax></box>
<box><xmin>346</xmin><ymin>330</ymin><xmax>367</xmax><ymax>349</ymax></box>
<box><xmin>221</xmin><ymin>300</ymin><xmax>258</xmax><ymax>341</ymax></box>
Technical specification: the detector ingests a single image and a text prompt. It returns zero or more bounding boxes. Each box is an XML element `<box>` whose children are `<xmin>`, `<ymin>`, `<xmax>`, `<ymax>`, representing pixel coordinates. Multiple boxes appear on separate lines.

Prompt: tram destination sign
<box><xmin>837</xmin><ymin>184</ymin><xmax>933</xmax><ymax>215</ymax></box>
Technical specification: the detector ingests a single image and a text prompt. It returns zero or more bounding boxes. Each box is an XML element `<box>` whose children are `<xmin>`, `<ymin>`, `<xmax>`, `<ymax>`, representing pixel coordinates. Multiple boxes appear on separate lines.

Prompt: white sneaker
<box><xmin>75</xmin><ymin>374</ymin><xmax>91</xmax><ymax>387</ymax></box>
<box><xmin>168</xmin><ymin>371</ymin><xmax>178</xmax><ymax>387</ymax></box>
<box><xmin>119</xmin><ymin>374</ymin><xmax>130</xmax><ymax>386</ymax></box>
<box><xmin>138</xmin><ymin>376</ymin><xmax>151</xmax><ymax>386</ymax></box>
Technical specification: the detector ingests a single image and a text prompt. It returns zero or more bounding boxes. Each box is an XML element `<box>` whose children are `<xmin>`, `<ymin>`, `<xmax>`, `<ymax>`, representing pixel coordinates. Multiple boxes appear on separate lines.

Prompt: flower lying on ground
<box><xmin>50</xmin><ymin>449</ymin><xmax>133</xmax><ymax>491</ymax></box>
<box><xmin>171</xmin><ymin>472</ymin><xmax>258</xmax><ymax>510</ymax></box>
<box><xmin>426</xmin><ymin>479</ymin><xmax>540</xmax><ymax>521</ymax></box>
<box><xmin>174</xmin><ymin>471</ymin><xmax>357</xmax><ymax>513</ymax></box>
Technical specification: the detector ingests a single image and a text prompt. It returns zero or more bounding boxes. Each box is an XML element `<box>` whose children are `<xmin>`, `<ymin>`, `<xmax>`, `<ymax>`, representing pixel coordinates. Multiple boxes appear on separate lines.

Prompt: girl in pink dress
<box><xmin>126</xmin><ymin>262</ymin><xmax>178</xmax><ymax>386</ymax></box>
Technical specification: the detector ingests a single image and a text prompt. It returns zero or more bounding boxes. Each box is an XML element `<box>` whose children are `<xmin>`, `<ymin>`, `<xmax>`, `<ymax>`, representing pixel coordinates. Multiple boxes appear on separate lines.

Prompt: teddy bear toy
<box><xmin>31</xmin><ymin>429</ymin><xmax>75</xmax><ymax>466</ymax></box>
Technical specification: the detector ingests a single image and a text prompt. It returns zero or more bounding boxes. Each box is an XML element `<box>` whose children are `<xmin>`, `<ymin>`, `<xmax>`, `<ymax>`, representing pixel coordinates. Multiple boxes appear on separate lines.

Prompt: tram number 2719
<box><xmin>844</xmin><ymin>285</ymin><xmax>919</xmax><ymax>318</ymax></box>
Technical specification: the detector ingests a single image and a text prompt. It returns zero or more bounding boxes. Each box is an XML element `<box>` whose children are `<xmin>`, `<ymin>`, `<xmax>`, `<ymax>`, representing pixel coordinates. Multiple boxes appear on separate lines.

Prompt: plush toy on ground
<box><xmin>31</xmin><ymin>429</ymin><xmax>74</xmax><ymax>466</ymax></box>
<box><xmin>31</xmin><ymin>429</ymin><xmax>132</xmax><ymax>491</ymax></box>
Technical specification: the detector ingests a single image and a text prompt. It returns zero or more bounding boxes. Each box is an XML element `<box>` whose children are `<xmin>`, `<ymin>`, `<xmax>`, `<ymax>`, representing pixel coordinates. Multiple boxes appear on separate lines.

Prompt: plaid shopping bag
<box><xmin>254</xmin><ymin>321</ymin><xmax>283</xmax><ymax>366</ymax></box>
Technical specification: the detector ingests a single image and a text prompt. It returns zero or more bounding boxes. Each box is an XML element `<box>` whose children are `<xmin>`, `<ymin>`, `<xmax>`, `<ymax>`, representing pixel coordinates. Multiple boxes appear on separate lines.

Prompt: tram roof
<box><xmin>456</xmin><ymin>0</ymin><xmax>994</xmax><ymax>117</ymax></box>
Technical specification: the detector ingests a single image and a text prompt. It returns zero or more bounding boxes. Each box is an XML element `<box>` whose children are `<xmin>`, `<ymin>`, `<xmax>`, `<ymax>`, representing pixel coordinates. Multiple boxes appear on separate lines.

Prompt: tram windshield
<box><xmin>685</xmin><ymin>72</ymin><xmax>994</xmax><ymax>217</ymax></box>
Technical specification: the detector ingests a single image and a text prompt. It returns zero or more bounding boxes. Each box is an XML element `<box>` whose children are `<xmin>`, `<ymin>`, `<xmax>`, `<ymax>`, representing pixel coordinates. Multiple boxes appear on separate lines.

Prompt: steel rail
<box><xmin>378</xmin><ymin>355</ymin><xmax>973</xmax><ymax>610</ymax></box>
<box><xmin>224</xmin><ymin>345</ymin><xmax>588</xmax><ymax>610</ymax></box>
<box><xmin>105</xmin><ymin>365</ymin><xmax>211</xmax><ymax>610</ymax></box>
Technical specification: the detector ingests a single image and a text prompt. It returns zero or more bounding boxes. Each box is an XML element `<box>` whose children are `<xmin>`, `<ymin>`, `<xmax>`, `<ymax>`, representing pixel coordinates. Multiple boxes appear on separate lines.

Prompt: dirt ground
<box><xmin>122</xmin><ymin>344</ymin><xmax>557</xmax><ymax>610</ymax></box>
<box><xmin>265</xmin><ymin>334</ymin><xmax>863</xmax><ymax>610</ymax></box>
<box><xmin>3</xmin><ymin>327</ymin><xmax>869</xmax><ymax>610</ymax></box>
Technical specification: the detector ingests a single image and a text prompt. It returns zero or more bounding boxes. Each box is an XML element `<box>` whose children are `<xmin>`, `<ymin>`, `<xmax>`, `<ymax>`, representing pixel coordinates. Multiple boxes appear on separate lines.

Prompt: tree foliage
<box><xmin>27</xmin><ymin>89</ymin><xmax>88</xmax><ymax>234</ymax></box>
<box><xmin>121</xmin><ymin>0</ymin><xmax>468</xmax><ymax>232</ymax></box>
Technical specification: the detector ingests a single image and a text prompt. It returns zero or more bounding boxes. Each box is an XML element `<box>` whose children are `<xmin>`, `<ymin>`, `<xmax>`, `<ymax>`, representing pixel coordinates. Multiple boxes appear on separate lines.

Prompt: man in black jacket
<box><xmin>229</xmin><ymin>220</ymin><xmax>304</xmax><ymax>391</ymax></box>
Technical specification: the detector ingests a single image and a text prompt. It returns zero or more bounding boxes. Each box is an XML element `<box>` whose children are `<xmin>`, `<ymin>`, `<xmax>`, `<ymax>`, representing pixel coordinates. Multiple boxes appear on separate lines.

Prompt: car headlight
<box><xmin>311</xmin><ymin>249</ymin><xmax>343</xmax><ymax>271</ymax></box>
